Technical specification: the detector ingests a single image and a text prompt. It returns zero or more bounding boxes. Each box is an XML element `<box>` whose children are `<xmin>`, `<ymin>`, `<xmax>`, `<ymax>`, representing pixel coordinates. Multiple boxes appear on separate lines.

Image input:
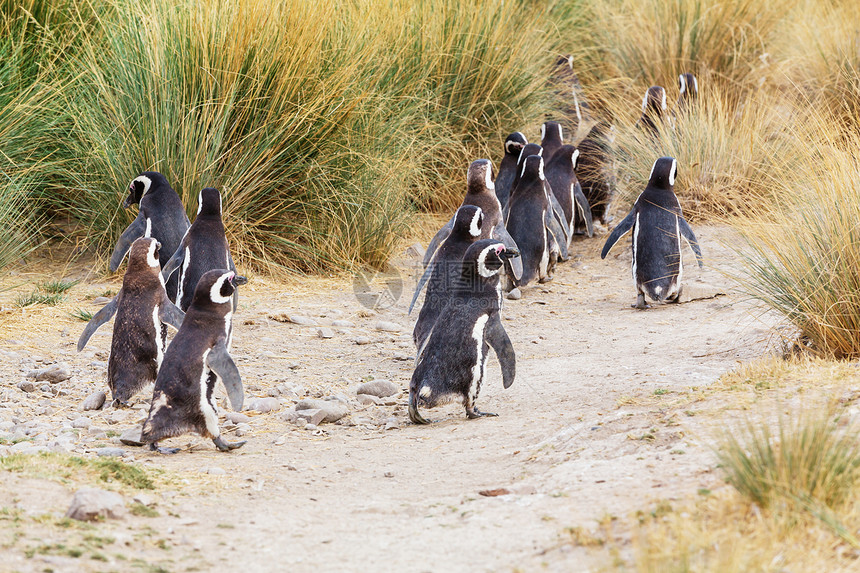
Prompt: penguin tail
<box><xmin>408</xmin><ymin>390</ymin><xmax>431</xmax><ymax>425</ymax></box>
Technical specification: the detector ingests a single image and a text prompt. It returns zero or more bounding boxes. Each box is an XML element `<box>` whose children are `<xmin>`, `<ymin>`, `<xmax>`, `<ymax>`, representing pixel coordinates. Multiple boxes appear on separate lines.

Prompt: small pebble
<box><xmin>331</xmin><ymin>320</ymin><xmax>354</xmax><ymax>328</ymax></box>
<box><xmin>16</xmin><ymin>381</ymin><xmax>35</xmax><ymax>393</ymax></box>
<box><xmin>96</xmin><ymin>447</ymin><xmax>125</xmax><ymax>457</ymax></box>
<box><xmin>246</xmin><ymin>397</ymin><xmax>280</xmax><ymax>414</ymax></box>
<box><xmin>71</xmin><ymin>417</ymin><xmax>92</xmax><ymax>429</ymax></box>
<box><xmin>227</xmin><ymin>412</ymin><xmax>250</xmax><ymax>424</ymax></box>
<box><xmin>354</xmin><ymin>336</ymin><xmax>372</xmax><ymax>345</ymax></box>
<box><xmin>374</xmin><ymin>321</ymin><xmax>401</xmax><ymax>333</ymax></box>
<box><xmin>356</xmin><ymin>380</ymin><xmax>399</xmax><ymax>398</ymax></box>
<box><xmin>506</xmin><ymin>288</ymin><xmax>522</xmax><ymax>300</ymax></box>
<box><xmin>82</xmin><ymin>391</ymin><xmax>106</xmax><ymax>411</ymax></box>
<box><xmin>317</xmin><ymin>327</ymin><xmax>335</xmax><ymax>339</ymax></box>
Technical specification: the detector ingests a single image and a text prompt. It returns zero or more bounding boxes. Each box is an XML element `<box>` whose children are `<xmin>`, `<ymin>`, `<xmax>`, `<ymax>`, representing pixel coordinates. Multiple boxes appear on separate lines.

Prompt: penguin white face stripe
<box><xmin>477</xmin><ymin>244</ymin><xmax>503</xmax><ymax>278</ymax></box>
<box><xmin>146</xmin><ymin>239</ymin><xmax>159</xmax><ymax>267</ymax></box>
<box><xmin>557</xmin><ymin>124</ymin><xmax>563</xmax><ymax>140</ymax></box>
<box><xmin>649</xmin><ymin>159</ymin><xmax>658</xmax><ymax>181</ymax></box>
<box><xmin>679</xmin><ymin>74</ymin><xmax>686</xmax><ymax>93</ymax></box>
<box><xmin>692</xmin><ymin>76</ymin><xmax>698</xmax><ymax>93</ymax></box>
<box><xmin>641</xmin><ymin>93</ymin><xmax>648</xmax><ymax>112</ymax></box>
<box><xmin>209</xmin><ymin>272</ymin><xmax>234</xmax><ymax>304</ymax></box>
<box><xmin>469</xmin><ymin>210</ymin><xmax>482</xmax><ymax>237</ymax></box>
<box><xmin>484</xmin><ymin>164</ymin><xmax>494</xmax><ymax>190</ymax></box>
<box><xmin>197</xmin><ymin>191</ymin><xmax>203</xmax><ymax>215</ymax></box>
<box><xmin>144</xmin><ymin>218</ymin><xmax>152</xmax><ymax>238</ymax></box>
<box><xmin>538</xmin><ymin>159</ymin><xmax>545</xmax><ymax>180</ymax></box>
<box><xmin>540</xmin><ymin>123</ymin><xmax>546</xmax><ymax>140</ymax></box>
<box><xmin>669</xmin><ymin>159</ymin><xmax>677</xmax><ymax>186</ymax></box>
<box><xmin>133</xmin><ymin>175</ymin><xmax>152</xmax><ymax>197</ymax></box>
<box><xmin>661</xmin><ymin>88</ymin><xmax>667</xmax><ymax>110</ymax></box>
<box><xmin>571</xmin><ymin>149</ymin><xmax>580</xmax><ymax>170</ymax></box>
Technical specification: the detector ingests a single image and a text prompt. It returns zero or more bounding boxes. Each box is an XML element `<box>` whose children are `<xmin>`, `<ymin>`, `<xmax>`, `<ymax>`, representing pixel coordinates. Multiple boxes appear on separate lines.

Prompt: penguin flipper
<box><xmin>679</xmin><ymin>217</ymin><xmax>704</xmax><ymax>268</ymax></box>
<box><xmin>547</xmin><ymin>188</ymin><xmax>571</xmax><ymax>249</ymax></box>
<box><xmin>408</xmin><ymin>261</ymin><xmax>434</xmax><ymax>315</ymax></box>
<box><xmin>573</xmin><ymin>181</ymin><xmax>594</xmax><ymax>237</ymax></box>
<box><xmin>160</xmin><ymin>242</ymin><xmax>186</xmax><ymax>282</ymax></box>
<box><xmin>486</xmin><ymin>313</ymin><xmax>516</xmax><ymax>389</ymax></box>
<box><xmin>544</xmin><ymin>208</ymin><xmax>569</xmax><ymax>261</ymax></box>
<box><xmin>600</xmin><ymin>209</ymin><xmax>636</xmax><ymax>259</ymax></box>
<box><xmin>207</xmin><ymin>341</ymin><xmax>243</xmax><ymax>411</ymax></box>
<box><xmin>228</xmin><ymin>251</ymin><xmax>239</xmax><ymax>311</ymax></box>
<box><xmin>422</xmin><ymin>216</ymin><xmax>455</xmax><ymax>269</ymax></box>
<box><xmin>77</xmin><ymin>296</ymin><xmax>119</xmax><ymax>352</ymax></box>
<box><xmin>494</xmin><ymin>223</ymin><xmax>523</xmax><ymax>281</ymax></box>
<box><xmin>158</xmin><ymin>298</ymin><xmax>185</xmax><ymax>330</ymax></box>
<box><xmin>109</xmin><ymin>212</ymin><xmax>146</xmax><ymax>272</ymax></box>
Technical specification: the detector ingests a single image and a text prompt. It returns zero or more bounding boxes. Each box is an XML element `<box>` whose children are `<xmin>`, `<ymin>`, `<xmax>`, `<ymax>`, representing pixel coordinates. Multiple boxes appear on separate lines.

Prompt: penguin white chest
<box><xmin>152</xmin><ymin>305</ymin><xmax>164</xmax><ymax>369</ymax></box>
<box><xmin>469</xmin><ymin>314</ymin><xmax>490</xmax><ymax>402</ymax></box>
<box><xmin>198</xmin><ymin>349</ymin><xmax>220</xmax><ymax>437</ymax></box>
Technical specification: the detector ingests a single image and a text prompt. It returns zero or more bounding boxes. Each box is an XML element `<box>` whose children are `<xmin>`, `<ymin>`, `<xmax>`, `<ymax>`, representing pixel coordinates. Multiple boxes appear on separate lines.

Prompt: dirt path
<box><xmin>0</xmin><ymin>225</ymin><xmax>779</xmax><ymax>572</ymax></box>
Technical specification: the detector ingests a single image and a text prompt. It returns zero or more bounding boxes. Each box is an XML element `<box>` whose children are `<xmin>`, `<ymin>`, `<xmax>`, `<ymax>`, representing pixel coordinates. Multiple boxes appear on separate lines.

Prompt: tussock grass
<box><xmin>1</xmin><ymin>453</ymin><xmax>157</xmax><ymax>490</ymax></box>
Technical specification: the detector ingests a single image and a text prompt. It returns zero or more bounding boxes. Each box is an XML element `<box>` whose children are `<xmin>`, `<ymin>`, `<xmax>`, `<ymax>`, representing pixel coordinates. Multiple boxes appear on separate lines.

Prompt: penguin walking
<box><xmin>161</xmin><ymin>188</ymin><xmax>240</xmax><ymax>312</ymax></box>
<box><xmin>410</xmin><ymin>205</ymin><xmax>486</xmax><ymax>348</ymax></box>
<box><xmin>78</xmin><ymin>237</ymin><xmax>185</xmax><ymax>406</ymax></box>
<box><xmin>576</xmin><ymin>120</ymin><xmax>616</xmax><ymax>226</ymax></box>
<box><xmin>409</xmin><ymin>239</ymin><xmax>517</xmax><ymax>424</ymax></box>
<box><xmin>636</xmin><ymin>86</ymin><xmax>669</xmax><ymax>138</ymax></box>
<box><xmin>676</xmin><ymin>73</ymin><xmax>699</xmax><ymax>113</ymax></box>
<box><xmin>540</xmin><ymin>121</ymin><xmax>565</xmax><ymax>161</ymax></box>
<box><xmin>545</xmin><ymin>145</ymin><xmax>594</xmax><ymax>239</ymax></box>
<box><xmin>141</xmin><ymin>269</ymin><xmax>248</xmax><ymax>454</ymax></box>
<box><xmin>109</xmin><ymin>172</ymin><xmax>190</xmax><ymax>302</ymax></box>
<box><xmin>506</xmin><ymin>155</ymin><xmax>560</xmax><ymax>286</ymax></box>
<box><xmin>495</xmin><ymin>132</ymin><xmax>527</xmax><ymax>210</ymax></box>
<box><xmin>422</xmin><ymin>160</ymin><xmax>522</xmax><ymax>284</ymax></box>
<box><xmin>600</xmin><ymin>157</ymin><xmax>704</xmax><ymax>309</ymax></box>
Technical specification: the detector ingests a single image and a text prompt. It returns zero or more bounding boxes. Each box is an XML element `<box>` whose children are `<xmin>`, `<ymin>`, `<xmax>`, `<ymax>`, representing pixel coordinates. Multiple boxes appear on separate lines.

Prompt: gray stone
<box><xmin>374</xmin><ymin>321</ymin><xmax>401</xmax><ymax>333</ymax></box>
<box><xmin>65</xmin><ymin>488</ymin><xmax>125</xmax><ymax>521</ymax></box>
<box><xmin>406</xmin><ymin>242</ymin><xmax>426</xmax><ymax>259</ymax></box>
<box><xmin>71</xmin><ymin>417</ymin><xmax>91</xmax><ymax>429</ymax></box>
<box><xmin>247</xmin><ymin>397</ymin><xmax>279</xmax><ymax>414</ymax></box>
<box><xmin>96</xmin><ymin>447</ymin><xmax>125</xmax><ymax>457</ymax></box>
<box><xmin>227</xmin><ymin>412</ymin><xmax>250</xmax><ymax>424</ymax></box>
<box><xmin>356</xmin><ymin>380</ymin><xmax>399</xmax><ymax>398</ymax></box>
<box><xmin>357</xmin><ymin>394</ymin><xmax>381</xmax><ymax>406</ymax></box>
<box><xmin>26</xmin><ymin>363</ymin><xmax>71</xmax><ymax>384</ymax></box>
<box><xmin>393</xmin><ymin>353</ymin><xmax>411</xmax><ymax>361</ymax></box>
<box><xmin>295</xmin><ymin>409</ymin><xmax>326</xmax><ymax>426</ymax></box>
<box><xmin>284</xmin><ymin>314</ymin><xmax>319</xmax><ymax>326</ymax></box>
<box><xmin>506</xmin><ymin>288</ymin><xmax>522</xmax><ymax>300</ymax></box>
<box><xmin>82</xmin><ymin>391</ymin><xmax>106</xmax><ymax>411</ymax></box>
<box><xmin>16</xmin><ymin>381</ymin><xmax>35</xmax><ymax>393</ymax></box>
<box><xmin>304</xmin><ymin>424</ymin><xmax>319</xmax><ymax>431</ymax></box>
<box><xmin>119</xmin><ymin>428</ymin><xmax>144</xmax><ymax>447</ymax></box>
<box><xmin>331</xmin><ymin>319</ymin><xmax>354</xmax><ymax>328</ymax></box>
<box><xmin>354</xmin><ymin>336</ymin><xmax>372</xmax><ymax>345</ymax></box>
<box><xmin>317</xmin><ymin>327</ymin><xmax>335</xmax><ymax>339</ymax></box>
<box><xmin>295</xmin><ymin>398</ymin><xmax>348</xmax><ymax>423</ymax></box>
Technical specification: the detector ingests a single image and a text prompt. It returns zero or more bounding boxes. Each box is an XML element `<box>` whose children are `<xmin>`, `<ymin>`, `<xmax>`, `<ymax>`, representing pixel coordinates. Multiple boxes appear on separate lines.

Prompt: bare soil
<box><xmin>0</xmin><ymin>224</ymin><xmax>780</xmax><ymax>572</ymax></box>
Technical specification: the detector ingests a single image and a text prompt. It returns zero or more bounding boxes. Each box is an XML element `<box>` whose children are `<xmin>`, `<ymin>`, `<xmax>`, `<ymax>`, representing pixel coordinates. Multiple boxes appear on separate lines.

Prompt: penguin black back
<box><xmin>109</xmin><ymin>171</ymin><xmax>190</xmax><ymax>302</ymax></box>
<box><xmin>546</xmin><ymin>144</ymin><xmax>594</xmax><ymax>237</ymax></box>
<box><xmin>506</xmin><ymin>155</ymin><xmax>556</xmax><ymax>286</ymax></box>
<box><xmin>540</xmin><ymin>121</ymin><xmax>565</xmax><ymax>161</ymax></box>
<box><xmin>496</xmin><ymin>132</ymin><xmax>527</xmax><ymax>209</ymax></box>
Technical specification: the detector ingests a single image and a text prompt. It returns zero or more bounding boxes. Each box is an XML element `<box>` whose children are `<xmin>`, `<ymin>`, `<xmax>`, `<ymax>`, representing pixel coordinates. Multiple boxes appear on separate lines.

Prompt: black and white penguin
<box><xmin>161</xmin><ymin>188</ymin><xmax>240</xmax><ymax>313</ymax></box>
<box><xmin>636</xmin><ymin>86</ymin><xmax>668</xmax><ymax>138</ymax></box>
<box><xmin>676</xmin><ymin>73</ymin><xmax>699</xmax><ymax>112</ymax></box>
<box><xmin>78</xmin><ymin>237</ymin><xmax>185</xmax><ymax>407</ymax></box>
<box><xmin>422</xmin><ymin>160</ymin><xmax>522</xmax><ymax>283</ymax></box>
<box><xmin>576</xmin><ymin>120</ymin><xmax>616</xmax><ymax>226</ymax></box>
<box><xmin>109</xmin><ymin>172</ymin><xmax>190</xmax><ymax>302</ymax></box>
<box><xmin>600</xmin><ymin>157</ymin><xmax>704</xmax><ymax>309</ymax></box>
<box><xmin>411</xmin><ymin>205</ymin><xmax>485</xmax><ymax>348</ymax></box>
<box><xmin>540</xmin><ymin>121</ymin><xmax>565</xmax><ymax>161</ymax></box>
<box><xmin>408</xmin><ymin>239</ymin><xmax>517</xmax><ymax>424</ymax></box>
<box><xmin>495</xmin><ymin>132</ymin><xmax>528</xmax><ymax>209</ymax></box>
<box><xmin>141</xmin><ymin>269</ymin><xmax>248</xmax><ymax>454</ymax></box>
<box><xmin>545</xmin><ymin>145</ymin><xmax>594</xmax><ymax>239</ymax></box>
<box><xmin>506</xmin><ymin>155</ymin><xmax>560</xmax><ymax>286</ymax></box>
<box><xmin>551</xmin><ymin>55</ymin><xmax>590</xmax><ymax>136</ymax></box>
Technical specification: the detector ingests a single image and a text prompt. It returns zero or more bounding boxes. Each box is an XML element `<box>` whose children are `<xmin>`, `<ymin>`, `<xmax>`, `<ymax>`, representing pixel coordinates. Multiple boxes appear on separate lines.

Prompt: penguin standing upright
<box><xmin>545</xmin><ymin>145</ymin><xmax>594</xmax><ymax>239</ymax></box>
<box><xmin>161</xmin><ymin>188</ymin><xmax>240</xmax><ymax>312</ymax></box>
<box><xmin>576</xmin><ymin>120</ymin><xmax>616</xmax><ymax>226</ymax></box>
<box><xmin>540</xmin><ymin>121</ymin><xmax>565</xmax><ymax>161</ymax></box>
<box><xmin>600</xmin><ymin>157</ymin><xmax>704</xmax><ymax>309</ymax></box>
<box><xmin>409</xmin><ymin>239</ymin><xmax>517</xmax><ymax>424</ymax></box>
<box><xmin>109</xmin><ymin>172</ymin><xmax>190</xmax><ymax>302</ymax></box>
<box><xmin>410</xmin><ymin>205</ymin><xmax>486</xmax><ymax>348</ymax></box>
<box><xmin>495</xmin><ymin>132</ymin><xmax>528</xmax><ymax>209</ymax></box>
<box><xmin>422</xmin><ymin>160</ymin><xmax>522</xmax><ymax>284</ymax></box>
<box><xmin>506</xmin><ymin>155</ymin><xmax>559</xmax><ymax>286</ymax></box>
<box><xmin>79</xmin><ymin>237</ymin><xmax>185</xmax><ymax>406</ymax></box>
<box><xmin>636</xmin><ymin>86</ymin><xmax>669</xmax><ymax>138</ymax></box>
<box><xmin>676</xmin><ymin>73</ymin><xmax>699</xmax><ymax>113</ymax></box>
<box><xmin>141</xmin><ymin>269</ymin><xmax>248</xmax><ymax>454</ymax></box>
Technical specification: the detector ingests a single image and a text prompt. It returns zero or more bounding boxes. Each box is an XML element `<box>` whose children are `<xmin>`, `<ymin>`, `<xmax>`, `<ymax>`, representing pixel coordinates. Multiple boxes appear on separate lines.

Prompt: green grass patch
<box><xmin>70</xmin><ymin>308</ymin><xmax>94</xmax><ymax>322</ymax></box>
<box><xmin>0</xmin><ymin>453</ymin><xmax>158</xmax><ymax>491</ymax></box>
<box><xmin>129</xmin><ymin>503</ymin><xmax>159</xmax><ymax>518</ymax></box>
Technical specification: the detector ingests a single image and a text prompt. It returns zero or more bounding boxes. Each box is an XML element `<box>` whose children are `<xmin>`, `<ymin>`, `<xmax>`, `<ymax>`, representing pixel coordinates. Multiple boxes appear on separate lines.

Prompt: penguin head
<box><xmin>466</xmin><ymin>159</ymin><xmax>494</xmax><ymax>195</ymax></box>
<box><xmin>193</xmin><ymin>269</ymin><xmax>248</xmax><ymax>309</ymax></box>
<box><xmin>124</xmin><ymin>171</ymin><xmax>168</xmax><ymax>208</ymax></box>
<box><xmin>127</xmin><ymin>237</ymin><xmax>162</xmax><ymax>273</ymax></box>
<box><xmin>520</xmin><ymin>155</ymin><xmax>545</xmax><ymax>182</ymax></box>
<box><xmin>641</xmin><ymin>86</ymin><xmax>667</xmax><ymax>115</ymax></box>
<box><xmin>517</xmin><ymin>143</ymin><xmax>543</xmax><ymax>167</ymax></box>
<box><xmin>553</xmin><ymin>145</ymin><xmax>579</xmax><ymax>171</ymax></box>
<box><xmin>555</xmin><ymin>54</ymin><xmax>573</xmax><ymax>70</ymax></box>
<box><xmin>452</xmin><ymin>205</ymin><xmax>483</xmax><ymax>239</ymax></box>
<box><xmin>679</xmin><ymin>73</ymin><xmax>698</xmax><ymax>99</ymax></box>
<box><xmin>647</xmin><ymin>156</ymin><xmax>678</xmax><ymax>189</ymax></box>
<box><xmin>197</xmin><ymin>187</ymin><xmax>223</xmax><ymax>217</ymax></box>
<box><xmin>463</xmin><ymin>239</ymin><xmax>519</xmax><ymax>280</ymax></box>
<box><xmin>504</xmin><ymin>132</ymin><xmax>527</xmax><ymax>157</ymax></box>
<box><xmin>540</xmin><ymin>121</ymin><xmax>563</xmax><ymax>146</ymax></box>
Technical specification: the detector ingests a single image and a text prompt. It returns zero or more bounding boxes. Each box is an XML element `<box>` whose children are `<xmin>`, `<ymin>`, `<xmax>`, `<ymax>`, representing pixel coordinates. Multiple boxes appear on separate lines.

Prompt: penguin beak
<box><xmin>232</xmin><ymin>275</ymin><xmax>248</xmax><ymax>286</ymax></box>
<box><xmin>499</xmin><ymin>248</ymin><xmax>519</xmax><ymax>260</ymax></box>
<box><xmin>123</xmin><ymin>185</ymin><xmax>135</xmax><ymax>209</ymax></box>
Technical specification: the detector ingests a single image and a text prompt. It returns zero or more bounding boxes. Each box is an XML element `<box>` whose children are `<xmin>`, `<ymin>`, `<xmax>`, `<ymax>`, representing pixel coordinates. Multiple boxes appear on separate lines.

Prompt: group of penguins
<box><xmin>405</xmin><ymin>59</ymin><xmax>704</xmax><ymax>424</ymax></box>
<box><xmin>70</xmin><ymin>60</ymin><xmax>706</xmax><ymax>452</ymax></box>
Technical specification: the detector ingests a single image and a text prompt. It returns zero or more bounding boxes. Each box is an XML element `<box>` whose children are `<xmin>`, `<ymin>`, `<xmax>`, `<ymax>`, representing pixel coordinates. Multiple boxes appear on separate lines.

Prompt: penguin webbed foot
<box><xmin>149</xmin><ymin>442</ymin><xmax>180</xmax><ymax>455</ymax></box>
<box><xmin>213</xmin><ymin>436</ymin><xmax>246</xmax><ymax>452</ymax></box>
<box><xmin>111</xmin><ymin>399</ymin><xmax>132</xmax><ymax>409</ymax></box>
<box><xmin>408</xmin><ymin>401</ymin><xmax>432</xmax><ymax>425</ymax></box>
<box><xmin>632</xmin><ymin>293</ymin><xmax>651</xmax><ymax>310</ymax></box>
<box><xmin>669</xmin><ymin>287</ymin><xmax>683</xmax><ymax>304</ymax></box>
<box><xmin>467</xmin><ymin>407</ymin><xmax>499</xmax><ymax>419</ymax></box>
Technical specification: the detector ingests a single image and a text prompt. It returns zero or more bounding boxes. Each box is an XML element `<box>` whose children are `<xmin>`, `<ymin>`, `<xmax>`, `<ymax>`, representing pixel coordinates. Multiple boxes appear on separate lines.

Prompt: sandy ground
<box><xmin>0</xmin><ymin>224</ymin><xmax>782</xmax><ymax>572</ymax></box>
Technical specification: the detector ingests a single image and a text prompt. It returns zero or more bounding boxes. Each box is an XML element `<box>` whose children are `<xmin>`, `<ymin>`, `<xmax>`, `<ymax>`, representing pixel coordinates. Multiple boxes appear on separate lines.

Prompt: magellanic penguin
<box><xmin>576</xmin><ymin>120</ymin><xmax>617</xmax><ymax>226</ymax></box>
<box><xmin>506</xmin><ymin>155</ymin><xmax>560</xmax><ymax>286</ymax></box>
<box><xmin>161</xmin><ymin>188</ymin><xmax>240</xmax><ymax>313</ymax></box>
<box><xmin>109</xmin><ymin>172</ymin><xmax>190</xmax><ymax>302</ymax></box>
<box><xmin>422</xmin><ymin>160</ymin><xmax>522</xmax><ymax>284</ymax></box>
<box><xmin>600</xmin><ymin>157</ymin><xmax>704</xmax><ymax>309</ymax></box>
<box><xmin>495</xmin><ymin>132</ymin><xmax>528</xmax><ymax>210</ymax></box>
<box><xmin>409</xmin><ymin>239</ymin><xmax>517</xmax><ymax>424</ymax></box>
<box><xmin>636</xmin><ymin>86</ymin><xmax>669</xmax><ymax>139</ymax></box>
<box><xmin>142</xmin><ymin>269</ymin><xmax>248</xmax><ymax>454</ymax></box>
<box><xmin>545</xmin><ymin>145</ymin><xmax>594</xmax><ymax>239</ymax></box>
<box><xmin>78</xmin><ymin>237</ymin><xmax>185</xmax><ymax>407</ymax></box>
<box><xmin>540</xmin><ymin>121</ymin><xmax>565</xmax><ymax>161</ymax></box>
<box><xmin>676</xmin><ymin>73</ymin><xmax>699</xmax><ymax>113</ymax></box>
